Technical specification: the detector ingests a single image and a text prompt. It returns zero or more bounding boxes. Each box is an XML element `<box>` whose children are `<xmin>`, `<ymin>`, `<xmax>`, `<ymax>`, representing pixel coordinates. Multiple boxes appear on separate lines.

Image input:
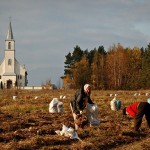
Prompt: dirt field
<box><xmin>0</xmin><ymin>89</ymin><xmax>150</xmax><ymax>150</ymax></box>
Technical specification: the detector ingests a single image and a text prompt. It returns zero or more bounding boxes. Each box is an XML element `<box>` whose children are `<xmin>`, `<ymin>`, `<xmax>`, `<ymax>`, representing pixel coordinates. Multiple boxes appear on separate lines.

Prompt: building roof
<box><xmin>6</xmin><ymin>22</ymin><xmax>14</xmax><ymax>40</ymax></box>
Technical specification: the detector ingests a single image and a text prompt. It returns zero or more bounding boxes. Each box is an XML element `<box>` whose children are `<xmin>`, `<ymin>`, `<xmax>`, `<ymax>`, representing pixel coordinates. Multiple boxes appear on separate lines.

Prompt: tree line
<box><xmin>64</xmin><ymin>43</ymin><xmax>150</xmax><ymax>90</ymax></box>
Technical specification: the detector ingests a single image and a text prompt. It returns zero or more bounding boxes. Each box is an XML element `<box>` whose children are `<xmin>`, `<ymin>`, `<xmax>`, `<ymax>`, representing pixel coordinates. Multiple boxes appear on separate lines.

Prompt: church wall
<box><xmin>2</xmin><ymin>75</ymin><xmax>16</xmax><ymax>88</ymax></box>
<box><xmin>0</xmin><ymin>60</ymin><xmax>5</xmax><ymax>74</ymax></box>
<box><xmin>15</xmin><ymin>60</ymin><xmax>26</xmax><ymax>86</ymax></box>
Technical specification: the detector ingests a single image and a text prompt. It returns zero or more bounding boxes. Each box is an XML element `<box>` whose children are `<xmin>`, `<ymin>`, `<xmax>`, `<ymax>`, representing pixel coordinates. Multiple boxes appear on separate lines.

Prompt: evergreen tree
<box><xmin>98</xmin><ymin>45</ymin><xmax>106</xmax><ymax>55</ymax></box>
<box><xmin>64</xmin><ymin>52</ymin><xmax>73</xmax><ymax>75</ymax></box>
<box><xmin>87</xmin><ymin>48</ymin><xmax>97</xmax><ymax>65</ymax></box>
<box><xmin>72</xmin><ymin>45</ymin><xmax>83</xmax><ymax>63</ymax></box>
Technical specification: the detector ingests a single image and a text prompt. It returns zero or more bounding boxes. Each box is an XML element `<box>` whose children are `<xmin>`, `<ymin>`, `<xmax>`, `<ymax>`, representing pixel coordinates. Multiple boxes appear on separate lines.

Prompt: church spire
<box><xmin>6</xmin><ymin>18</ymin><xmax>14</xmax><ymax>40</ymax></box>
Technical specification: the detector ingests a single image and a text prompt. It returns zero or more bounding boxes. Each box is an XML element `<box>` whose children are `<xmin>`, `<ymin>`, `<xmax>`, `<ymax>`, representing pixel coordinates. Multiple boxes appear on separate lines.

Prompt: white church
<box><xmin>0</xmin><ymin>21</ymin><xmax>28</xmax><ymax>89</ymax></box>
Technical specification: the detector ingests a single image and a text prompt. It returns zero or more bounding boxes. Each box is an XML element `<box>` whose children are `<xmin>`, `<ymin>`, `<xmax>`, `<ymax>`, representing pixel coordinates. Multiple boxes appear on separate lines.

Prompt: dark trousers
<box><xmin>134</xmin><ymin>102</ymin><xmax>150</xmax><ymax>131</ymax></box>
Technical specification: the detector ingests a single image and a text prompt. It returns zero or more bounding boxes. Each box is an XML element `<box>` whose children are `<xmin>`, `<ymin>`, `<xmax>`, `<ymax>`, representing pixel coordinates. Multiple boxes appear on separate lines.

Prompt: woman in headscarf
<box><xmin>70</xmin><ymin>84</ymin><xmax>94</xmax><ymax>130</ymax></box>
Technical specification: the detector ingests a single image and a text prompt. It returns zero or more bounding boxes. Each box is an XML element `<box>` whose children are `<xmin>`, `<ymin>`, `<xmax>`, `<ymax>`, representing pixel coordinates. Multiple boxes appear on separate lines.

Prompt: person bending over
<box><xmin>123</xmin><ymin>102</ymin><xmax>150</xmax><ymax>131</ymax></box>
<box><xmin>70</xmin><ymin>84</ymin><xmax>94</xmax><ymax>130</ymax></box>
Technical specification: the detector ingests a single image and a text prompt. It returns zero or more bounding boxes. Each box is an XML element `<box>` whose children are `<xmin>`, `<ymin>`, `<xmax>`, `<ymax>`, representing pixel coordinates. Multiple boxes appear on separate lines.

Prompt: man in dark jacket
<box><xmin>123</xmin><ymin>102</ymin><xmax>150</xmax><ymax>131</ymax></box>
<box><xmin>70</xmin><ymin>84</ymin><xmax>94</xmax><ymax>130</ymax></box>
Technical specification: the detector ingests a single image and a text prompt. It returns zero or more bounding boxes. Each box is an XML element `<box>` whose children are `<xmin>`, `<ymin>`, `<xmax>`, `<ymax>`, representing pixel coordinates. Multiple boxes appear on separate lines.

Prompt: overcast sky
<box><xmin>0</xmin><ymin>0</ymin><xmax>150</xmax><ymax>87</ymax></box>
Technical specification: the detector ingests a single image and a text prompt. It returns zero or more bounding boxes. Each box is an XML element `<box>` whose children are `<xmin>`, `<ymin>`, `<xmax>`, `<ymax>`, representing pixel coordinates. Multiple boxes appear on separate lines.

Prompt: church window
<box><xmin>0</xmin><ymin>75</ymin><xmax>1</xmax><ymax>79</ymax></box>
<box><xmin>8</xmin><ymin>59</ymin><xmax>12</xmax><ymax>65</ymax></box>
<box><xmin>20</xmin><ymin>75</ymin><xmax>22</xmax><ymax>79</ymax></box>
<box><xmin>8</xmin><ymin>42</ymin><xmax>11</xmax><ymax>49</ymax></box>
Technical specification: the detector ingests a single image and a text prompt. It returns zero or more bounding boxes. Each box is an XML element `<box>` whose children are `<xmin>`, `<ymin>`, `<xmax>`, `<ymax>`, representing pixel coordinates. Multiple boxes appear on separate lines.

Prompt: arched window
<box><xmin>8</xmin><ymin>42</ymin><xmax>11</xmax><ymax>49</ymax></box>
<box><xmin>8</xmin><ymin>59</ymin><xmax>12</xmax><ymax>65</ymax></box>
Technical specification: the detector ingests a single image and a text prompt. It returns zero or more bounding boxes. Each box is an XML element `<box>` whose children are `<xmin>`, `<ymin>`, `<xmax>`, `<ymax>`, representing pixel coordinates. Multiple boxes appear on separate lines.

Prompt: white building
<box><xmin>0</xmin><ymin>21</ymin><xmax>28</xmax><ymax>89</ymax></box>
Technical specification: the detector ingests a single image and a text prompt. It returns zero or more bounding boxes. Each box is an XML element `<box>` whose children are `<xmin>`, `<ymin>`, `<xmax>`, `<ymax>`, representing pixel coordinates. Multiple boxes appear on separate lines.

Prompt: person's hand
<box><xmin>80</xmin><ymin>111</ymin><xmax>83</xmax><ymax>114</ymax></box>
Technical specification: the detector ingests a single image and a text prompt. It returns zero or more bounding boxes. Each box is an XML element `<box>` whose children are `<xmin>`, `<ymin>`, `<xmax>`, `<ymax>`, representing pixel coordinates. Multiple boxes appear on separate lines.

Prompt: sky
<box><xmin>0</xmin><ymin>0</ymin><xmax>150</xmax><ymax>87</ymax></box>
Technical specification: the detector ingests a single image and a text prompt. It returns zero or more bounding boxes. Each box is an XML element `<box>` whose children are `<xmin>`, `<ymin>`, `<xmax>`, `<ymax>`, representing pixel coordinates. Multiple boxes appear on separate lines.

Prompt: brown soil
<box><xmin>0</xmin><ymin>89</ymin><xmax>150</xmax><ymax>150</ymax></box>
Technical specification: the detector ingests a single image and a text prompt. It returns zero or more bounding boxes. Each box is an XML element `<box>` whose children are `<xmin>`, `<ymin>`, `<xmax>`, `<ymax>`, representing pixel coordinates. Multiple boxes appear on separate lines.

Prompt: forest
<box><xmin>64</xmin><ymin>43</ymin><xmax>150</xmax><ymax>90</ymax></box>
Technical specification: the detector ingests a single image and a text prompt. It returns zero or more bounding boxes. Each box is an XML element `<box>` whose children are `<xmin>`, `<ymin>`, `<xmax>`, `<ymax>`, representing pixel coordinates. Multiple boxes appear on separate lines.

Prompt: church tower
<box><xmin>5</xmin><ymin>21</ymin><xmax>15</xmax><ymax>74</ymax></box>
<box><xmin>0</xmin><ymin>21</ymin><xmax>28</xmax><ymax>89</ymax></box>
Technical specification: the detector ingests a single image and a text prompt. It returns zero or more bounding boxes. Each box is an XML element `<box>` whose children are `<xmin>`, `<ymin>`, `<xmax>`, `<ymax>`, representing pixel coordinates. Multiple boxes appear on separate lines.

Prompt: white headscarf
<box><xmin>84</xmin><ymin>84</ymin><xmax>90</xmax><ymax>92</ymax></box>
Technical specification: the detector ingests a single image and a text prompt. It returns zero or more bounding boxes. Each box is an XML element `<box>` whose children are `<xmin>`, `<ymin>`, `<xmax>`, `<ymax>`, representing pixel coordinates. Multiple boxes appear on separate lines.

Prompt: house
<box><xmin>0</xmin><ymin>21</ymin><xmax>28</xmax><ymax>89</ymax></box>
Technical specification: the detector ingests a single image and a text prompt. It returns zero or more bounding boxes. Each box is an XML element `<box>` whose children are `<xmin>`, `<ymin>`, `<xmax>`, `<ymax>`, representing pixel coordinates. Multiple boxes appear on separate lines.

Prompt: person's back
<box><xmin>123</xmin><ymin>102</ymin><xmax>150</xmax><ymax>131</ymax></box>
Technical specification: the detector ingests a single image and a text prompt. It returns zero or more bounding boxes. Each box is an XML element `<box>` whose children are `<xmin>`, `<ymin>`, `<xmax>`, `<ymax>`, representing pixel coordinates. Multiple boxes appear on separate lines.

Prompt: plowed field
<box><xmin>0</xmin><ymin>89</ymin><xmax>150</xmax><ymax>150</ymax></box>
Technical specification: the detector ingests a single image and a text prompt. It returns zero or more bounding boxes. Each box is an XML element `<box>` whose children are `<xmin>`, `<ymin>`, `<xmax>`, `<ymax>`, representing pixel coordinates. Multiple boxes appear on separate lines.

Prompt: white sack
<box><xmin>110</xmin><ymin>97</ymin><xmax>121</xmax><ymax>111</ymax></box>
<box><xmin>57</xmin><ymin>101</ymin><xmax>63</xmax><ymax>113</ymax></box>
<box><xmin>86</xmin><ymin>103</ymin><xmax>100</xmax><ymax>126</ymax></box>
<box><xmin>110</xmin><ymin>97</ymin><xmax>117</xmax><ymax>111</ymax></box>
<box><xmin>55</xmin><ymin>124</ymin><xmax>80</xmax><ymax>140</ymax></box>
<box><xmin>49</xmin><ymin>98</ymin><xmax>63</xmax><ymax>113</ymax></box>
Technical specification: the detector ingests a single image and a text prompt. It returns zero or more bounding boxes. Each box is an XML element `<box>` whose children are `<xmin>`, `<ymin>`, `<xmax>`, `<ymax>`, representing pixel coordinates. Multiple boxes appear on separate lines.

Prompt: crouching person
<box><xmin>123</xmin><ymin>102</ymin><xmax>150</xmax><ymax>132</ymax></box>
<box><xmin>70</xmin><ymin>84</ymin><xmax>99</xmax><ymax>130</ymax></box>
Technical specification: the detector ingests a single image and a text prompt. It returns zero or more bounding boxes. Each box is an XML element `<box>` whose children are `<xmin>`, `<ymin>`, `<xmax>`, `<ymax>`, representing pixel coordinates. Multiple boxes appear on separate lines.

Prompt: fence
<box><xmin>20</xmin><ymin>86</ymin><xmax>43</xmax><ymax>90</ymax></box>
